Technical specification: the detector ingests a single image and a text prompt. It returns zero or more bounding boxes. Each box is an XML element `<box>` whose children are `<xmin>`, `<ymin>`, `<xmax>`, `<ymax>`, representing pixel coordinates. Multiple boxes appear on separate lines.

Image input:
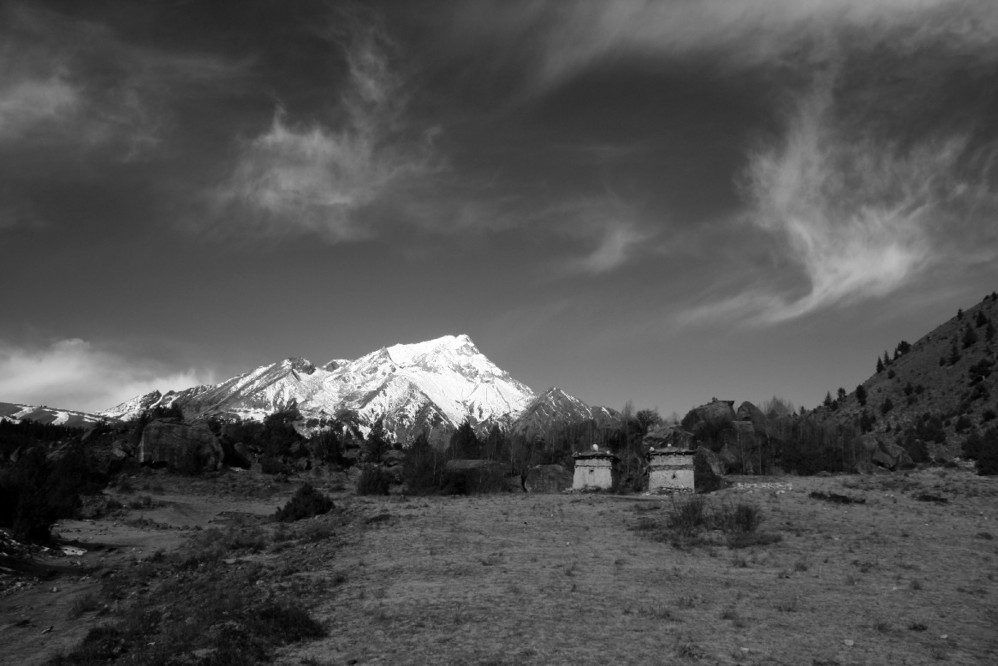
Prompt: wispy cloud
<box><xmin>474</xmin><ymin>0</ymin><xmax>998</xmax><ymax>93</ymax></box>
<box><xmin>0</xmin><ymin>3</ymin><xmax>249</xmax><ymax>151</ymax></box>
<box><xmin>213</xmin><ymin>15</ymin><xmax>436</xmax><ymax>241</ymax></box>
<box><xmin>0</xmin><ymin>338</ymin><xmax>214</xmax><ymax>413</ymax></box>
<box><xmin>0</xmin><ymin>74</ymin><xmax>79</xmax><ymax>140</ymax></box>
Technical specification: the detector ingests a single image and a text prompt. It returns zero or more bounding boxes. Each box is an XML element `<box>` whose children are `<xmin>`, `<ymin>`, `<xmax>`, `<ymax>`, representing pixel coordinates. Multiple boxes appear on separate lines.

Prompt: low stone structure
<box><xmin>647</xmin><ymin>446</ymin><xmax>725</xmax><ymax>493</ymax></box>
<box><xmin>647</xmin><ymin>447</ymin><xmax>695</xmax><ymax>493</ymax></box>
<box><xmin>572</xmin><ymin>451</ymin><xmax>619</xmax><ymax>491</ymax></box>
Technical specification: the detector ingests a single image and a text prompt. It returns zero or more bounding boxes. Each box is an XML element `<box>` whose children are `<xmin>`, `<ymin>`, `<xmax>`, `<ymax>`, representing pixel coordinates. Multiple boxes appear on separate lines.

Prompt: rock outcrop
<box><xmin>855</xmin><ymin>434</ymin><xmax>915</xmax><ymax>472</ymax></box>
<box><xmin>139</xmin><ymin>419</ymin><xmax>224</xmax><ymax>473</ymax></box>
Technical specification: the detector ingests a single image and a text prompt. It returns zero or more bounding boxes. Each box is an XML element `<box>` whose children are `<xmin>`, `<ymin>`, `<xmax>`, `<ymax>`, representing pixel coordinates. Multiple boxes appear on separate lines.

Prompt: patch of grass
<box><xmin>67</xmin><ymin>593</ymin><xmax>100</xmax><ymax>619</ymax></box>
<box><xmin>638</xmin><ymin>496</ymin><xmax>782</xmax><ymax>550</ymax></box>
<box><xmin>727</xmin><ymin>531</ymin><xmax>782</xmax><ymax>549</ymax></box>
<box><xmin>53</xmin><ymin>539</ymin><xmax>326</xmax><ymax>665</ymax></box>
<box><xmin>914</xmin><ymin>492</ymin><xmax>949</xmax><ymax>504</ymax></box>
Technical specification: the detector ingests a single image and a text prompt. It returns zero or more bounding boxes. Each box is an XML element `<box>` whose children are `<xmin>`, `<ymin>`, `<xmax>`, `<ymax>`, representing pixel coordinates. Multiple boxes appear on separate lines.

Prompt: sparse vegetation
<box><xmin>637</xmin><ymin>495</ymin><xmax>780</xmax><ymax>550</ymax></box>
<box><xmin>356</xmin><ymin>466</ymin><xmax>393</xmax><ymax>495</ymax></box>
<box><xmin>275</xmin><ymin>483</ymin><xmax>334</xmax><ymax>522</ymax></box>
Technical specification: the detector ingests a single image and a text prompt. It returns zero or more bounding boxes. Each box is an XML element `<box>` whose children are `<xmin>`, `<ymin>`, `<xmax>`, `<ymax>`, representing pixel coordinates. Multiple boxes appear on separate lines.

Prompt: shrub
<box><xmin>667</xmin><ymin>495</ymin><xmax>707</xmax><ymax>535</ymax></box>
<box><xmin>973</xmin><ymin>428</ymin><xmax>998</xmax><ymax>476</ymax></box>
<box><xmin>659</xmin><ymin>497</ymin><xmax>776</xmax><ymax>549</ymax></box>
<box><xmin>275</xmin><ymin>484</ymin><xmax>334</xmax><ymax>522</ymax></box>
<box><xmin>955</xmin><ymin>415</ymin><xmax>973</xmax><ymax>433</ymax></box>
<box><xmin>356</xmin><ymin>467</ymin><xmax>392</xmax><ymax>495</ymax></box>
<box><xmin>728</xmin><ymin>503</ymin><xmax>763</xmax><ymax>533</ymax></box>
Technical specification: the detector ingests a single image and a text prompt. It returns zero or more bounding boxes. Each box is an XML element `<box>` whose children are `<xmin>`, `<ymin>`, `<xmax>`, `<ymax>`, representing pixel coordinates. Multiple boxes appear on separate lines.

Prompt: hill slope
<box><xmin>820</xmin><ymin>292</ymin><xmax>998</xmax><ymax>449</ymax></box>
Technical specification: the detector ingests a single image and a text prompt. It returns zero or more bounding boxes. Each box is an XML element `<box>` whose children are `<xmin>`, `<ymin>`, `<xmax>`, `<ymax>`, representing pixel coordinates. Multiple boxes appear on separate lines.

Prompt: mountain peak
<box><xmin>384</xmin><ymin>334</ymin><xmax>477</xmax><ymax>366</ymax></box>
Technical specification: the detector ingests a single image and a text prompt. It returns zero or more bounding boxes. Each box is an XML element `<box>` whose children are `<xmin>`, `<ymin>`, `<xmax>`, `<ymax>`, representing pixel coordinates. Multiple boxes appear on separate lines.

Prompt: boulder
<box><xmin>234</xmin><ymin>443</ymin><xmax>253</xmax><ymax>468</ymax></box>
<box><xmin>139</xmin><ymin>420</ymin><xmax>224</xmax><ymax>473</ymax></box>
<box><xmin>693</xmin><ymin>447</ymin><xmax>726</xmax><ymax>493</ymax></box>
<box><xmin>643</xmin><ymin>425</ymin><xmax>694</xmax><ymax>450</ymax></box>
<box><xmin>735</xmin><ymin>401</ymin><xmax>768</xmax><ymax>432</ymax></box>
<box><xmin>872</xmin><ymin>440</ymin><xmax>915</xmax><ymax>471</ymax></box>
<box><xmin>717</xmin><ymin>421</ymin><xmax>765</xmax><ymax>474</ymax></box>
<box><xmin>695</xmin><ymin>446</ymin><xmax>726</xmax><ymax>478</ymax></box>
<box><xmin>857</xmin><ymin>434</ymin><xmax>914</xmax><ymax>471</ymax></box>
<box><xmin>523</xmin><ymin>464</ymin><xmax>572</xmax><ymax>493</ymax></box>
<box><xmin>688</xmin><ymin>399</ymin><xmax>736</xmax><ymax>427</ymax></box>
<box><xmin>111</xmin><ymin>439</ymin><xmax>134</xmax><ymax>460</ymax></box>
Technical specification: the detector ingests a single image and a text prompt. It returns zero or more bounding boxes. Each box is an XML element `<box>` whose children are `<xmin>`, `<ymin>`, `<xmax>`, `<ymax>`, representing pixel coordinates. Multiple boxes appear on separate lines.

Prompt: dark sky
<box><xmin>2</xmin><ymin>0</ymin><xmax>997</xmax><ymax>415</ymax></box>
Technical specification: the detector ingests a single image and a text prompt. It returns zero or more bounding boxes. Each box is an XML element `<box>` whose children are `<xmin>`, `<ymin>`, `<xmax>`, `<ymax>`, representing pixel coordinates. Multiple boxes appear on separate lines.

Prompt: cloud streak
<box><xmin>0</xmin><ymin>338</ymin><xmax>214</xmax><ymax>413</ymax></box>
<box><xmin>214</xmin><ymin>14</ymin><xmax>436</xmax><ymax>241</ymax></box>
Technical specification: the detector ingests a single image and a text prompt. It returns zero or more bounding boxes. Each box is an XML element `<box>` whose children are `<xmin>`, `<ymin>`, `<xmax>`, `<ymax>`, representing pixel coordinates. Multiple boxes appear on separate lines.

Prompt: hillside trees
<box><xmin>448</xmin><ymin>421</ymin><xmax>482</xmax><ymax>458</ymax></box>
<box><xmin>962</xmin><ymin>427</ymin><xmax>998</xmax><ymax>475</ymax></box>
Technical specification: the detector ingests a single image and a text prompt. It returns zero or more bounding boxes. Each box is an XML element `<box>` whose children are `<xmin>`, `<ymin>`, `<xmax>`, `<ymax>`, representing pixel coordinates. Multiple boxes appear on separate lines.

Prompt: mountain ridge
<box><xmin>97</xmin><ymin>334</ymin><xmax>606</xmax><ymax>444</ymax></box>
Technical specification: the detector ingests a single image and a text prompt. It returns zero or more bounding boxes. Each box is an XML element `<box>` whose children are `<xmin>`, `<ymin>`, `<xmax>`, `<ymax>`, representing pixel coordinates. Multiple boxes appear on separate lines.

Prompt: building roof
<box><xmin>572</xmin><ymin>451</ymin><xmax>619</xmax><ymax>461</ymax></box>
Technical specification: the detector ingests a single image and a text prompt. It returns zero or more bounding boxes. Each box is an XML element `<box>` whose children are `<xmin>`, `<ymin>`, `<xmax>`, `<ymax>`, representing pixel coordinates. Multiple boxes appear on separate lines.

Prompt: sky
<box><xmin>2</xmin><ymin>0</ymin><xmax>997</xmax><ymax>417</ymax></box>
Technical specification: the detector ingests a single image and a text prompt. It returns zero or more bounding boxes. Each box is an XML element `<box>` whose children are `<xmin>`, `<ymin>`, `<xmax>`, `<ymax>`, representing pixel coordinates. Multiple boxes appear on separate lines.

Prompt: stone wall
<box><xmin>572</xmin><ymin>456</ymin><xmax>616</xmax><ymax>490</ymax></box>
<box><xmin>648</xmin><ymin>451</ymin><xmax>695</xmax><ymax>492</ymax></box>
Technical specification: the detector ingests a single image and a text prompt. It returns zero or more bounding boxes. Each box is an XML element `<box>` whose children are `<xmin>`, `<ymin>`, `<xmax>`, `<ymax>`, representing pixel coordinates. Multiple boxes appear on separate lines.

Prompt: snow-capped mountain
<box><xmin>102</xmin><ymin>334</ymin><xmax>541</xmax><ymax>441</ymax></box>
<box><xmin>0</xmin><ymin>401</ymin><xmax>108</xmax><ymax>429</ymax></box>
<box><xmin>511</xmin><ymin>387</ymin><xmax>620</xmax><ymax>440</ymax></box>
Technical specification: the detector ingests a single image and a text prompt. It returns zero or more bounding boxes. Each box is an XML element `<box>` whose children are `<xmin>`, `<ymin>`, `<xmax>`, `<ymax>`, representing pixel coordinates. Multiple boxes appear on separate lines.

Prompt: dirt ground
<box><xmin>278</xmin><ymin>468</ymin><xmax>998</xmax><ymax>665</ymax></box>
<box><xmin>0</xmin><ymin>468</ymin><xmax>298</xmax><ymax>666</ymax></box>
<box><xmin>1</xmin><ymin>466</ymin><xmax>996</xmax><ymax>665</ymax></box>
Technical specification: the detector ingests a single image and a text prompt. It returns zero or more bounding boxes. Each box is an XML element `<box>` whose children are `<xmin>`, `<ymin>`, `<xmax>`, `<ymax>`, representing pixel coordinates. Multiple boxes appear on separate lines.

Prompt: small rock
<box><xmin>843</xmin><ymin>639</ymin><xmax>855</xmax><ymax>647</ymax></box>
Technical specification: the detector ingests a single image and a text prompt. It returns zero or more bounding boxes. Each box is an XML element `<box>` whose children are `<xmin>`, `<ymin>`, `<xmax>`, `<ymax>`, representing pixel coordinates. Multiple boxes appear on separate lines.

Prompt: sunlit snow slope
<box><xmin>102</xmin><ymin>335</ymin><xmax>538</xmax><ymax>441</ymax></box>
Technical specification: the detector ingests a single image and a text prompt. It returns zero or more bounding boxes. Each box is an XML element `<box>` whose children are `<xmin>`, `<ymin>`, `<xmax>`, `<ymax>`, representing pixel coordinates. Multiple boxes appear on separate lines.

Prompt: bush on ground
<box><xmin>657</xmin><ymin>496</ymin><xmax>778</xmax><ymax>549</ymax></box>
<box><xmin>275</xmin><ymin>484</ymin><xmax>334</xmax><ymax>522</ymax></box>
<box><xmin>356</xmin><ymin>466</ymin><xmax>392</xmax><ymax>495</ymax></box>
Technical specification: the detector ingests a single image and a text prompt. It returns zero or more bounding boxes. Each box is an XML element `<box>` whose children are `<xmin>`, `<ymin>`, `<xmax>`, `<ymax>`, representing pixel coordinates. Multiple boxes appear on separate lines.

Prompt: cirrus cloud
<box><xmin>212</xmin><ymin>14</ymin><xmax>437</xmax><ymax>242</ymax></box>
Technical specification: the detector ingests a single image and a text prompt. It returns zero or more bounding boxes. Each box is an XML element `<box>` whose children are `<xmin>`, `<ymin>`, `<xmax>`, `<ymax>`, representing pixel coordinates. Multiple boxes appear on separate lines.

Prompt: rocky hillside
<box><xmin>818</xmin><ymin>291</ymin><xmax>998</xmax><ymax>449</ymax></box>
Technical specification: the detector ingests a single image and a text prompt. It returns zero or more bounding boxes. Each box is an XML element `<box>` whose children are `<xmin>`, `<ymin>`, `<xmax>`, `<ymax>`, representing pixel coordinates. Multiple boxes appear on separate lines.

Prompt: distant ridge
<box><xmin>98</xmin><ymin>334</ymin><xmax>611</xmax><ymax>444</ymax></box>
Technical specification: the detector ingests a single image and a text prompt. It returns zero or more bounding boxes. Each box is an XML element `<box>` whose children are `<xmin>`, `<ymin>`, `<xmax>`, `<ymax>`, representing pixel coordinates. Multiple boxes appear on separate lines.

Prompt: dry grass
<box><xmin>5</xmin><ymin>465</ymin><xmax>995</xmax><ymax>665</ymax></box>
<box><xmin>280</xmin><ymin>469</ymin><xmax>998</xmax><ymax>665</ymax></box>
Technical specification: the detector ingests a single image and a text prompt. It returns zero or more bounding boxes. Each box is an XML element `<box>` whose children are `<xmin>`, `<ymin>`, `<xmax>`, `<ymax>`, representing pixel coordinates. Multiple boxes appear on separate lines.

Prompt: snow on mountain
<box><xmin>0</xmin><ymin>401</ymin><xmax>110</xmax><ymax>429</ymax></box>
<box><xmin>511</xmin><ymin>387</ymin><xmax>620</xmax><ymax>440</ymax></box>
<box><xmin>105</xmin><ymin>335</ymin><xmax>541</xmax><ymax>441</ymax></box>
<box><xmin>6</xmin><ymin>334</ymin><xmax>614</xmax><ymax>443</ymax></box>
<box><xmin>100</xmin><ymin>390</ymin><xmax>168</xmax><ymax>420</ymax></box>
